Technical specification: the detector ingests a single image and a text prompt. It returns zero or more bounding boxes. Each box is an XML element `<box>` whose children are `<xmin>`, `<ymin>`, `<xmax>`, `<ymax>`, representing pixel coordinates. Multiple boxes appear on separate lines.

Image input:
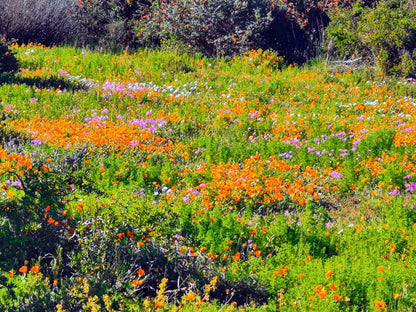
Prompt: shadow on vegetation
<box><xmin>262</xmin><ymin>9</ymin><xmax>330</xmax><ymax>65</ymax></box>
<box><xmin>0</xmin><ymin>72</ymin><xmax>80</xmax><ymax>92</ymax></box>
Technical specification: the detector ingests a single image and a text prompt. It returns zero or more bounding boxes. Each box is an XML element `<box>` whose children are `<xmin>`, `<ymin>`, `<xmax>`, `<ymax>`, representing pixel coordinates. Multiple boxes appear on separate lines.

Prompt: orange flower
<box><xmin>7</xmin><ymin>270</ymin><xmax>14</xmax><ymax>278</ymax></box>
<box><xmin>318</xmin><ymin>287</ymin><xmax>328</xmax><ymax>299</ymax></box>
<box><xmin>233</xmin><ymin>252</ymin><xmax>241</xmax><ymax>261</ymax></box>
<box><xmin>6</xmin><ymin>190</ymin><xmax>14</xmax><ymax>198</ymax></box>
<box><xmin>254</xmin><ymin>250</ymin><xmax>262</xmax><ymax>257</ymax></box>
<box><xmin>185</xmin><ymin>290</ymin><xmax>196</xmax><ymax>302</ymax></box>
<box><xmin>30</xmin><ymin>266</ymin><xmax>40</xmax><ymax>273</ymax></box>
<box><xmin>278</xmin><ymin>267</ymin><xmax>288</xmax><ymax>276</ymax></box>
<box><xmin>329</xmin><ymin>284</ymin><xmax>337</xmax><ymax>291</ymax></box>
<box><xmin>137</xmin><ymin>269</ymin><xmax>145</xmax><ymax>276</ymax></box>
<box><xmin>19</xmin><ymin>265</ymin><xmax>28</xmax><ymax>273</ymax></box>
<box><xmin>333</xmin><ymin>294</ymin><xmax>341</xmax><ymax>301</ymax></box>
<box><xmin>132</xmin><ymin>279</ymin><xmax>144</xmax><ymax>286</ymax></box>
<box><xmin>375</xmin><ymin>300</ymin><xmax>386</xmax><ymax>310</ymax></box>
<box><xmin>377</xmin><ymin>266</ymin><xmax>384</xmax><ymax>273</ymax></box>
<box><xmin>325</xmin><ymin>270</ymin><xmax>333</xmax><ymax>279</ymax></box>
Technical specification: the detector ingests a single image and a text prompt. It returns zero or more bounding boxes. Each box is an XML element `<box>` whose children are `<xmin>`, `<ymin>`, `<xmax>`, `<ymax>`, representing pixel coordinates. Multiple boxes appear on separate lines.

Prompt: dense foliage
<box><xmin>1</xmin><ymin>0</ymin><xmax>416</xmax><ymax>310</ymax></box>
<box><xmin>136</xmin><ymin>0</ymin><xmax>275</xmax><ymax>56</ymax></box>
<box><xmin>2</xmin><ymin>43</ymin><xmax>416</xmax><ymax>311</ymax></box>
<box><xmin>327</xmin><ymin>0</ymin><xmax>416</xmax><ymax>77</ymax></box>
<box><xmin>0</xmin><ymin>0</ymin><xmax>77</xmax><ymax>45</ymax></box>
<box><xmin>72</xmin><ymin>0</ymin><xmax>152</xmax><ymax>48</ymax></box>
<box><xmin>1</xmin><ymin>0</ymin><xmax>416</xmax><ymax>73</ymax></box>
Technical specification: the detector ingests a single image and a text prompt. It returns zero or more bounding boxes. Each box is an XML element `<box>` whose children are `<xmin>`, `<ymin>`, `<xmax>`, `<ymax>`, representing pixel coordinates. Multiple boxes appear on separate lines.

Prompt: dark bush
<box><xmin>262</xmin><ymin>9</ymin><xmax>322</xmax><ymax>64</ymax></box>
<box><xmin>72</xmin><ymin>0</ymin><xmax>152</xmax><ymax>49</ymax></box>
<box><xmin>136</xmin><ymin>0</ymin><xmax>276</xmax><ymax>57</ymax></box>
<box><xmin>0</xmin><ymin>0</ymin><xmax>77</xmax><ymax>45</ymax></box>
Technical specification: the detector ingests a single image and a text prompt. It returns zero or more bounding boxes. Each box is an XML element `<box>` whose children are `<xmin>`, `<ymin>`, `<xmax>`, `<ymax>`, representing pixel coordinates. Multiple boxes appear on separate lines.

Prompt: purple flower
<box><xmin>389</xmin><ymin>189</ymin><xmax>398</xmax><ymax>196</ymax></box>
<box><xmin>11</xmin><ymin>180</ymin><xmax>22</xmax><ymax>188</ymax></box>
<box><xmin>102</xmin><ymin>81</ymin><xmax>115</xmax><ymax>91</ymax></box>
<box><xmin>405</xmin><ymin>182</ymin><xmax>416</xmax><ymax>192</ymax></box>
<box><xmin>31</xmin><ymin>139</ymin><xmax>44</xmax><ymax>145</ymax></box>
<box><xmin>329</xmin><ymin>171</ymin><xmax>344</xmax><ymax>179</ymax></box>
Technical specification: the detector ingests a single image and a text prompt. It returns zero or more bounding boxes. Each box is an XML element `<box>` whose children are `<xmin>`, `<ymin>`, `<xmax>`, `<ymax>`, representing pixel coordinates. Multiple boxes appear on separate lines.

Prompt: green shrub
<box><xmin>327</xmin><ymin>0</ymin><xmax>416</xmax><ymax>77</ymax></box>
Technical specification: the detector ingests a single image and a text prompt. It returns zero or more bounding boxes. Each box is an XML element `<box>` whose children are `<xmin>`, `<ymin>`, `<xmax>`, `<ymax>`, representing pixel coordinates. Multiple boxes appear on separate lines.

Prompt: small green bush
<box><xmin>327</xmin><ymin>0</ymin><xmax>416</xmax><ymax>77</ymax></box>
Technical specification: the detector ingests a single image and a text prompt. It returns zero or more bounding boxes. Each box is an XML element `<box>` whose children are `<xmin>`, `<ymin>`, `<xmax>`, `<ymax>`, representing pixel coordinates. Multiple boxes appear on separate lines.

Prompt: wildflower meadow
<box><xmin>2</xmin><ymin>43</ymin><xmax>416</xmax><ymax>311</ymax></box>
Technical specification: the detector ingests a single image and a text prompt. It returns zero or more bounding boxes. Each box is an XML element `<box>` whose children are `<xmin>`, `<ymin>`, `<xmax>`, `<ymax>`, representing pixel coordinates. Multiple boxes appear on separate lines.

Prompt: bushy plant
<box><xmin>72</xmin><ymin>0</ymin><xmax>152</xmax><ymax>49</ymax></box>
<box><xmin>137</xmin><ymin>0</ymin><xmax>276</xmax><ymax>57</ymax></box>
<box><xmin>0</xmin><ymin>0</ymin><xmax>77</xmax><ymax>45</ymax></box>
<box><xmin>326</xmin><ymin>0</ymin><xmax>416</xmax><ymax>77</ymax></box>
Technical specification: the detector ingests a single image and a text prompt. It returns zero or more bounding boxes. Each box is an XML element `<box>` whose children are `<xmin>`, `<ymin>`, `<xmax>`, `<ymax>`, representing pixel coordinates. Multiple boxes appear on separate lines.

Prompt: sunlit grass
<box><xmin>1</xmin><ymin>44</ymin><xmax>416</xmax><ymax>311</ymax></box>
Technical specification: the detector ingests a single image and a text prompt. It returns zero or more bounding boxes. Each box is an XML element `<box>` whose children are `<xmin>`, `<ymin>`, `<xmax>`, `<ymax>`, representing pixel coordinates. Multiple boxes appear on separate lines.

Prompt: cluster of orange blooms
<box><xmin>10</xmin><ymin>117</ymin><xmax>174</xmax><ymax>154</ymax></box>
<box><xmin>7</xmin><ymin>264</ymin><xmax>40</xmax><ymax>277</ymax></box>
<box><xmin>198</xmin><ymin>153</ymin><xmax>334</xmax><ymax>209</ymax></box>
<box><xmin>0</xmin><ymin>147</ymin><xmax>32</xmax><ymax>175</ymax></box>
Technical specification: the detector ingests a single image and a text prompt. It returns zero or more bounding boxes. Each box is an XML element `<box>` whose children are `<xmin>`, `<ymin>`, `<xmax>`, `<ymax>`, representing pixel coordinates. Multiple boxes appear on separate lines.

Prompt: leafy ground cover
<box><xmin>1</xmin><ymin>44</ymin><xmax>416</xmax><ymax>311</ymax></box>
